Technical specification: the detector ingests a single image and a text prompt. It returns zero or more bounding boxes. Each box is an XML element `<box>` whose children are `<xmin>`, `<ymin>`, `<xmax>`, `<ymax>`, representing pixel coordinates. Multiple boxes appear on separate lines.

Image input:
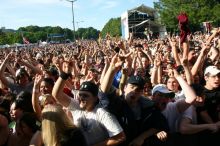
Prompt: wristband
<box><xmin>59</xmin><ymin>72</ymin><xmax>71</xmax><ymax>80</ymax></box>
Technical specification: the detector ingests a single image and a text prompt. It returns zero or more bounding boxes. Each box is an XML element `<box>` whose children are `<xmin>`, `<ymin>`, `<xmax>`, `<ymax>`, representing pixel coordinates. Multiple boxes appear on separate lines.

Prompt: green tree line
<box><xmin>0</xmin><ymin>26</ymin><xmax>100</xmax><ymax>45</ymax></box>
<box><xmin>154</xmin><ymin>0</ymin><xmax>220</xmax><ymax>33</ymax></box>
<box><xmin>101</xmin><ymin>17</ymin><xmax>121</xmax><ymax>38</ymax></box>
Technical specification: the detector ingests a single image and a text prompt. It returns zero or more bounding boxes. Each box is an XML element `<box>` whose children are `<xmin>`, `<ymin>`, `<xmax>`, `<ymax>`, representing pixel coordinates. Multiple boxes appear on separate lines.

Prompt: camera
<box><xmin>176</xmin><ymin>65</ymin><xmax>185</xmax><ymax>74</ymax></box>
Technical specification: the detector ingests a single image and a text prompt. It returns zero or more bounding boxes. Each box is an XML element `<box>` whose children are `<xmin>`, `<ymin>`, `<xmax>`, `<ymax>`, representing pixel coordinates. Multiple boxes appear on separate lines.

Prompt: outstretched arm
<box><xmin>179</xmin><ymin>116</ymin><xmax>218</xmax><ymax>134</ymax></box>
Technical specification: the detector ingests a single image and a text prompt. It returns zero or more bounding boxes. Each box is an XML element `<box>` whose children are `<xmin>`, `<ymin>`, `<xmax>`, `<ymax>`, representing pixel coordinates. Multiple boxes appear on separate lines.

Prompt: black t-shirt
<box><xmin>99</xmin><ymin>89</ymin><xmax>169</xmax><ymax>145</ymax></box>
<box><xmin>197</xmin><ymin>87</ymin><xmax>220</xmax><ymax>123</ymax></box>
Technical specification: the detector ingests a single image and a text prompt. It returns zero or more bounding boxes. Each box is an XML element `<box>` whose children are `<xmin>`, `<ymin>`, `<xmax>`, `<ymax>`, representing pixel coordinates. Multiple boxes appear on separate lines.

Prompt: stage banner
<box><xmin>121</xmin><ymin>11</ymin><xmax>129</xmax><ymax>40</ymax></box>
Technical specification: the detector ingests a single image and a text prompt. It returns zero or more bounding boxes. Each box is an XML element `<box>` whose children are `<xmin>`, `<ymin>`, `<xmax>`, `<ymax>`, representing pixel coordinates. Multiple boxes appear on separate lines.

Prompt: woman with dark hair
<box><xmin>9</xmin><ymin>97</ymin><xmax>33</xmax><ymax>134</ymax></box>
<box><xmin>16</xmin><ymin>112</ymin><xmax>40</xmax><ymax>146</ymax></box>
<box><xmin>0</xmin><ymin>112</ymin><xmax>17</xmax><ymax>146</ymax></box>
<box><xmin>32</xmin><ymin>74</ymin><xmax>56</xmax><ymax>120</ymax></box>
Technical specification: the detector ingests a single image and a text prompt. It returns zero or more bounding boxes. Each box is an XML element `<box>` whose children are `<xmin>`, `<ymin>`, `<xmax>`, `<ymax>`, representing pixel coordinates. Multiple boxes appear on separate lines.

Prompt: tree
<box><xmin>0</xmin><ymin>26</ymin><xmax>100</xmax><ymax>44</ymax></box>
<box><xmin>0</xmin><ymin>31</ymin><xmax>8</xmax><ymax>45</ymax></box>
<box><xmin>154</xmin><ymin>0</ymin><xmax>220</xmax><ymax>32</ymax></box>
<box><xmin>76</xmin><ymin>27</ymin><xmax>99</xmax><ymax>40</ymax></box>
<box><xmin>101</xmin><ymin>17</ymin><xmax>121</xmax><ymax>38</ymax></box>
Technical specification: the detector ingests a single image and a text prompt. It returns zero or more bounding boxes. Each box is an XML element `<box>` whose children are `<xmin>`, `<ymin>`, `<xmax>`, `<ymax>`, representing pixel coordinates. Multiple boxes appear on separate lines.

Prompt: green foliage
<box><xmin>101</xmin><ymin>17</ymin><xmax>121</xmax><ymax>37</ymax></box>
<box><xmin>76</xmin><ymin>27</ymin><xmax>100</xmax><ymax>40</ymax></box>
<box><xmin>0</xmin><ymin>25</ymin><xmax>99</xmax><ymax>44</ymax></box>
<box><xmin>154</xmin><ymin>0</ymin><xmax>220</xmax><ymax>32</ymax></box>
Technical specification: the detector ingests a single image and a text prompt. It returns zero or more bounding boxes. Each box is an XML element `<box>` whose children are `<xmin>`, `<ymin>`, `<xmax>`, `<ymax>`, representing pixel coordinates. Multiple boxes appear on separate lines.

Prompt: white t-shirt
<box><xmin>174</xmin><ymin>90</ymin><xmax>185</xmax><ymax>101</ymax></box>
<box><xmin>162</xmin><ymin>99</ymin><xmax>196</xmax><ymax>133</ymax></box>
<box><xmin>175</xmin><ymin>105</ymin><xmax>197</xmax><ymax>132</ymax></box>
<box><xmin>162</xmin><ymin>100</ymin><xmax>182</xmax><ymax>133</ymax></box>
<box><xmin>67</xmin><ymin>99</ymin><xmax>123</xmax><ymax>145</ymax></box>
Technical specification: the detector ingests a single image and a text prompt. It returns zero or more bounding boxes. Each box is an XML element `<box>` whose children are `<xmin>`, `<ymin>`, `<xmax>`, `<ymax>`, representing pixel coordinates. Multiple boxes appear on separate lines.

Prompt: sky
<box><xmin>0</xmin><ymin>0</ymin><xmax>157</xmax><ymax>31</ymax></box>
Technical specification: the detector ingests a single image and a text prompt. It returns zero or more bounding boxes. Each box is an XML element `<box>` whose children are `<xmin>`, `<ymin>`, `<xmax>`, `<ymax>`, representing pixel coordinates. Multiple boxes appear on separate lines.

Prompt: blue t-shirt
<box><xmin>112</xmin><ymin>71</ymin><xmax>122</xmax><ymax>88</ymax></box>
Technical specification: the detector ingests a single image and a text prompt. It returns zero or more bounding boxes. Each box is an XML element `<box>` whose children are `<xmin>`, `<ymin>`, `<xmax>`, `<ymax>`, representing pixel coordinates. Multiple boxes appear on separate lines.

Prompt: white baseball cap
<box><xmin>204</xmin><ymin>66</ymin><xmax>220</xmax><ymax>76</ymax></box>
<box><xmin>152</xmin><ymin>84</ymin><xmax>173</xmax><ymax>95</ymax></box>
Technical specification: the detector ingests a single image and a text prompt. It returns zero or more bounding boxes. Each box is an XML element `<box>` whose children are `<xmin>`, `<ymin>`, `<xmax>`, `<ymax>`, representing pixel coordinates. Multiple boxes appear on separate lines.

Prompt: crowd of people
<box><xmin>0</xmin><ymin>28</ymin><xmax>220</xmax><ymax>146</ymax></box>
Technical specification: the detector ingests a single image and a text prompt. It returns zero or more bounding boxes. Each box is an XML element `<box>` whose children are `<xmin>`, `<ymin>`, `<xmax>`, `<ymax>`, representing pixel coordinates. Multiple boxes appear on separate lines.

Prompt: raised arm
<box><xmin>151</xmin><ymin>54</ymin><xmax>161</xmax><ymax>86</ymax></box>
<box><xmin>0</xmin><ymin>52</ymin><xmax>14</xmax><ymax>87</ymax></box>
<box><xmin>18</xmin><ymin>58</ymin><xmax>42</xmax><ymax>75</ymax></box>
<box><xmin>141</xmin><ymin>46</ymin><xmax>154</xmax><ymax>64</ymax></box>
<box><xmin>181</xmin><ymin>57</ymin><xmax>193</xmax><ymax>85</ymax></box>
<box><xmin>32</xmin><ymin>74</ymin><xmax>43</xmax><ymax>120</ymax></box>
<box><xmin>174</xmin><ymin>69</ymin><xmax>197</xmax><ymax>113</ymax></box>
<box><xmin>191</xmin><ymin>44</ymin><xmax>210</xmax><ymax>77</ymax></box>
<box><xmin>52</xmin><ymin>61</ymin><xmax>72</xmax><ymax>107</ymax></box>
<box><xmin>169</xmin><ymin>38</ymin><xmax>181</xmax><ymax>66</ymax></box>
<box><xmin>100</xmin><ymin>54</ymin><xmax>123</xmax><ymax>93</ymax></box>
<box><xmin>100</xmin><ymin>56</ymin><xmax>110</xmax><ymax>84</ymax></box>
<box><xmin>206</xmin><ymin>28</ymin><xmax>220</xmax><ymax>45</ymax></box>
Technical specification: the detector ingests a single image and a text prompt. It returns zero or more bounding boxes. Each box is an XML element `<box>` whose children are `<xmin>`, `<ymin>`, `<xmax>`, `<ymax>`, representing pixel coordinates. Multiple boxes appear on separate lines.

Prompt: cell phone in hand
<box><xmin>114</xmin><ymin>47</ymin><xmax>120</xmax><ymax>53</ymax></box>
<box><xmin>176</xmin><ymin>65</ymin><xmax>184</xmax><ymax>74</ymax></box>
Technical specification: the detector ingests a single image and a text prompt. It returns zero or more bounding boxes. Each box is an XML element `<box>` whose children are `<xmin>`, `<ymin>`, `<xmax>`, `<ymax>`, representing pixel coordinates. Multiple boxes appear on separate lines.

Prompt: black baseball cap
<box><xmin>127</xmin><ymin>75</ymin><xmax>145</xmax><ymax>89</ymax></box>
<box><xmin>79</xmin><ymin>81</ymin><xmax>98</xmax><ymax>96</ymax></box>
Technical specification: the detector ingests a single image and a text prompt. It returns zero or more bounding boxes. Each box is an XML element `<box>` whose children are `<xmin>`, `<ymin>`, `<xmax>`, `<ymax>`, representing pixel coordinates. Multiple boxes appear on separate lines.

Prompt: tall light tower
<box><xmin>63</xmin><ymin>0</ymin><xmax>77</xmax><ymax>41</ymax></box>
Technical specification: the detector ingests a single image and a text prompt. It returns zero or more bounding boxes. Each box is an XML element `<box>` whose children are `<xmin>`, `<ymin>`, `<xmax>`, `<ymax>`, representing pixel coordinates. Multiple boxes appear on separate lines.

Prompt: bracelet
<box><xmin>59</xmin><ymin>71</ymin><xmax>71</xmax><ymax>80</ymax></box>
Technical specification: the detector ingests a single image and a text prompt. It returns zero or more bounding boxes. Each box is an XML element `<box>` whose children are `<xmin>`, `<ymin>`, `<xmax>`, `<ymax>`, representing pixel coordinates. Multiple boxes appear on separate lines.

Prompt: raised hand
<box><xmin>34</xmin><ymin>74</ymin><xmax>43</xmax><ymax>87</ymax></box>
<box><xmin>181</xmin><ymin>57</ymin><xmax>188</xmax><ymax>67</ymax></box>
<box><xmin>110</xmin><ymin>53</ymin><xmax>124</xmax><ymax>70</ymax></box>
<box><xmin>168</xmin><ymin>37</ymin><xmax>177</xmax><ymax>48</ymax></box>
<box><xmin>62</xmin><ymin>61</ymin><xmax>73</xmax><ymax>74</ymax></box>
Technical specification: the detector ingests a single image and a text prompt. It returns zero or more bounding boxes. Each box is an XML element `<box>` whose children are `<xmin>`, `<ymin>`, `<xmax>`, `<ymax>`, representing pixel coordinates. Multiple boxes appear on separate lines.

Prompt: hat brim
<box><xmin>160</xmin><ymin>92</ymin><xmax>175</xmax><ymax>99</ymax></box>
<box><xmin>128</xmin><ymin>82</ymin><xmax>144</xmax><ymax>89</ymax></box>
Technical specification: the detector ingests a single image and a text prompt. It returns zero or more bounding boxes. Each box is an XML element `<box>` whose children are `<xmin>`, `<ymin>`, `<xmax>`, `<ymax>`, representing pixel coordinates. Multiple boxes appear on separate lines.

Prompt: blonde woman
<box><xmin>30</xmin><ymin>105</ymin><xmax>87</xmax><ymax>146</ymax></box>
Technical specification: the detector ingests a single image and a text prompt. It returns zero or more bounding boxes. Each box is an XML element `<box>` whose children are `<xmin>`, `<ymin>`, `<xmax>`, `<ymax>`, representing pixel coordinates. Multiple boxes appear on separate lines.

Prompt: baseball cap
<box><xmin>127</xmin><ymin>75</ymin><xmax>145</xmax><ymax>89</ymax></box>
<box><xmin>79</xmin><ymin>81</ymin><xmax>98</xmax><ymax>96</ymax></box>
<box><xmin>15</xmin><ymin>67</ymin><xmax>28</xmax><ymax>78</ymax></box>
<box><xmin>152</xmin><ymin>84</ymin><xmax>174</xmax><ymax>96</ymax></box>
<box><xmin>204</xmin><ymin>66</ymin><xmax>220</xmax><ymax>76</ymax></box>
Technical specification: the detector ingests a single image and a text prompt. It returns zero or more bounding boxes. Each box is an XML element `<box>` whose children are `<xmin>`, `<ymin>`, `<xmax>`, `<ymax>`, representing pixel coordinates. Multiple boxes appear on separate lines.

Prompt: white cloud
<box><xmin>101</xmin><ymin>0</ymin><xmax>119</xmax><ymax>9</ymax></box>
<box><xmin>89</xmin><ymin>0</ymin><xmax>103</xmax><ymax>7</ymax></box>
<box><xmin>12</xmin><ymin>0</ymin><xmax>60</xmax><ymax>5</ymax></box>
<box><xmin>7</xmin><ymin>0</ymin><xmax>78</xmax><ymax>8</ymax></box>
